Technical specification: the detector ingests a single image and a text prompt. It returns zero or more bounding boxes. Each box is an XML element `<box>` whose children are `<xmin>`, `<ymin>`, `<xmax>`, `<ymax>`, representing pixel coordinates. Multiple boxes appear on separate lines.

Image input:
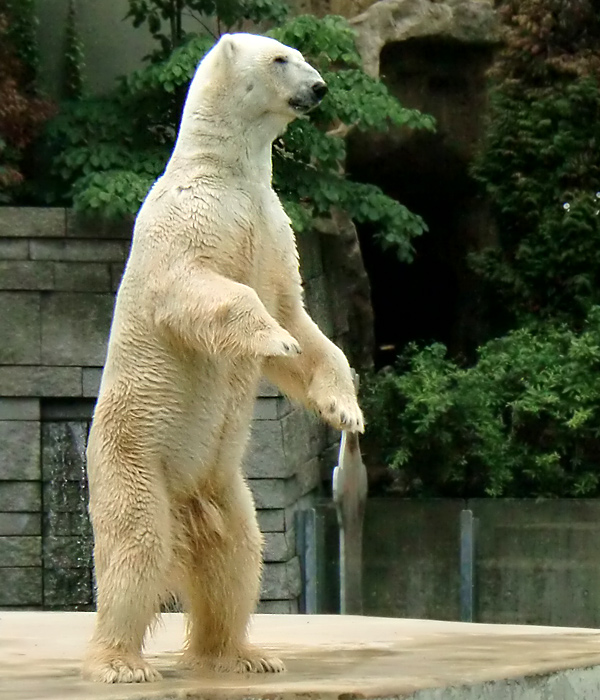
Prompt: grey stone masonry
<box><xmin>0</xmin><ymin>207</ymin><xmax>340</xmax><ymax>610</ymax></box>
<box><xmin>0</xmin><ymin>398</ymin><xmax>40</xmax><ymax>421</ymax></box>
<box><xmin>0</xmin><ymin>568</ymin><xmax>42</xmax><ymax>606</ymax></box>
<box><xmin>0</xmin><ymin>367</ymin><xmax>83</xmax><ymax>397</ymax></box>
<box><xmin>41</xmin><ymin>293</ymin><xmax>115</xmax><ymax>366</ymax></box>
<box><xmin>0</xmin><ymin>482</ymin><xmax>41</xmax><ymax>512</ymax></box>
<box><xmin>0</xmin><ymin>293</ymin><xmax>41</xmax><ymax>364</ymax></box>
<box><xmin>0</xmin><ymin>421</ymin><xmax>40</xmax><ymax>479</ymax></box>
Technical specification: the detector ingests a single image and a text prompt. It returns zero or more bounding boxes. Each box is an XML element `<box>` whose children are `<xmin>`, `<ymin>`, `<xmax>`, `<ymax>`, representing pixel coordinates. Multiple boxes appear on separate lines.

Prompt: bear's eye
<box><xmin>273</xmin><ymin>56</ymin><xmax>288</xmax><ymax>64</ymax></box>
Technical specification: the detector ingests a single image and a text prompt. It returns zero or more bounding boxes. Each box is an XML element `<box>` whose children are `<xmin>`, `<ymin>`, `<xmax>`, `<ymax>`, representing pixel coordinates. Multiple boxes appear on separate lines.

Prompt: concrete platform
<box><xmin>3</xmin><ymin>613</ymin><xmax>600</xmax><ymax>699</ymax></box>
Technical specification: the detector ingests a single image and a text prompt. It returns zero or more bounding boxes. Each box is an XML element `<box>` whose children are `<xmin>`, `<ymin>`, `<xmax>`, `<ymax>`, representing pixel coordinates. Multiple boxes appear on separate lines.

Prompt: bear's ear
<box><xmin>218</xmin><ymin>34</ymin><xmax>237</xmax><ymax>62</ymax></box>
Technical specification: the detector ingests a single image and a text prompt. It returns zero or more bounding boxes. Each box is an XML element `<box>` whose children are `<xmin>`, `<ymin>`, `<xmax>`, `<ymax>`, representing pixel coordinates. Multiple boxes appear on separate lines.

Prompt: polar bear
<box><xmin>83</xmin><ymin>32</ymin><xmax>363</xmax><ymax>684</ymax></box>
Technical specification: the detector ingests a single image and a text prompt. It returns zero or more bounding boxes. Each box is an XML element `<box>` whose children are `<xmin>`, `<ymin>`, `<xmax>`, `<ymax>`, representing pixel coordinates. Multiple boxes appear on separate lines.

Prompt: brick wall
<box><xmin>0</xmin><ymin>207</ymin><xmax>339</xmax><ymax>611</ymax></box>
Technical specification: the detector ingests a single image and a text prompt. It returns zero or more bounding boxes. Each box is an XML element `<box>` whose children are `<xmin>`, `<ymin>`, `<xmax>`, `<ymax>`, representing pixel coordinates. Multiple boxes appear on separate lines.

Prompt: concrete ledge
<box><xmin>3</xmin><ymin>613</ymin><xmax>600</xmax><ymax>699</ymax></box>
<box><xmin>0</xmin><ymin>207</ymin><xmax>65</xmax><ymax>238</ymax></box>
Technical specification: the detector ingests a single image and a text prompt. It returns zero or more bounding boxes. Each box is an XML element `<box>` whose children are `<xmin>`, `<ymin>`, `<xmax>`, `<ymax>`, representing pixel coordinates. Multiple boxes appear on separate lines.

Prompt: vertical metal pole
<box><xmin>460</xmin><ymin>509</ymin><xmax>476</xmax><ymax>622</ymax></box>
<box><xmin>296</xmin><ymin>508</ymin><xmax>318</xmax><ymax>614</ymax></box>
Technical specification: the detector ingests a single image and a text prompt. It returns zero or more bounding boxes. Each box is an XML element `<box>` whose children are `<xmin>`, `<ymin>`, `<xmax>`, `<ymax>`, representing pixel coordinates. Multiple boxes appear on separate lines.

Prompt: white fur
<box><xmin>83</xmin><ymin>33</ymin><xmax>363</xmax><ymax>684</ymax></box>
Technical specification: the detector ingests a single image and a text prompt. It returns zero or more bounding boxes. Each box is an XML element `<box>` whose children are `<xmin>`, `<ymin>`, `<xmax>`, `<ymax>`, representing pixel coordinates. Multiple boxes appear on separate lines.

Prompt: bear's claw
<box><xmin>255</xmin><ymin>328</ymin><xmax>301</xmax><ymax>357</ymax></box>
<box><xmin>316</xmin><ymin>395</ymin><xmax>364</xmax><ymax>433</ymax></box>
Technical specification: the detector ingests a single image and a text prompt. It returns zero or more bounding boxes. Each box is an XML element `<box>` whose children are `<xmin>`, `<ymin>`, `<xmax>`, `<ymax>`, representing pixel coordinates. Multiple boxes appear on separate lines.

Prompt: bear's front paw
<box><xmin>311</xmin><ymin>392</ymin><xmax>364</xmax><ymax>433</ymax></box>
<box><xmin>254</xmin><ymin>327</ymin><xmax>301</xmax><ymax>358</ymax></box>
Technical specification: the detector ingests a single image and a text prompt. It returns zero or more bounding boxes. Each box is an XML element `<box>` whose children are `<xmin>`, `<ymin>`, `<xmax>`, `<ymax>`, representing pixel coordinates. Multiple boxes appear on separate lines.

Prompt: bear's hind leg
<box><xmin>176</xmin><ymin>475</ymin><xmax>284</xmax><ymax>673</ymax></box>
<box><xmin>83</xmin><ymin>457</ymin><xmax>172</xmax><ymax>683</ymax></box>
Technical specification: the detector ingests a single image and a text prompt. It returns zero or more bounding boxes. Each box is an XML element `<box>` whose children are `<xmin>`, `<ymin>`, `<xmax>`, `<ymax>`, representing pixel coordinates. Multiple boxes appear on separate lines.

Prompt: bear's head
<box><xmin>218</xmin><ymin>33</ymin><xmax>327</xmax><ymax>118</ymax></box>
<box><xmin>182</xmin><ymin>33</ymin><xmax>327</xmax><ymax>137</ymax></box>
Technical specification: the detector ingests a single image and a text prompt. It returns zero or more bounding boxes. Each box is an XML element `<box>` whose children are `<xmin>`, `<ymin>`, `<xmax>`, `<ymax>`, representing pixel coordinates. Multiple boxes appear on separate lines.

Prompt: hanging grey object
<box><xmin>332</xmin><ymin>371</ymin><xmax>367</xmax><ymax>615</ymax></box>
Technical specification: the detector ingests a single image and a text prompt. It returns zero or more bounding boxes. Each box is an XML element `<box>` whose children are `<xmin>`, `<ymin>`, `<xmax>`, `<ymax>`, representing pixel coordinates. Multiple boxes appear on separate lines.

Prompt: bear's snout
<box><xmin>289</xmin><ymin>78</ymin><xmax>328</xmax><ymax>113</ymax></box>
<box><xmin>312</xmin><ymin>81</ymin><xmax>328</xmax><ymax>101</ymax></box>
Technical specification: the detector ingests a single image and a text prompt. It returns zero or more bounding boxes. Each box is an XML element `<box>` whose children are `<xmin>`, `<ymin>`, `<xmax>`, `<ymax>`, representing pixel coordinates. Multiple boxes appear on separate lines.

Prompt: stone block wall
<box><xmin>0</xmin><ymin>207</ymin><xmax>339</xmax><ymax>611</ymax></box>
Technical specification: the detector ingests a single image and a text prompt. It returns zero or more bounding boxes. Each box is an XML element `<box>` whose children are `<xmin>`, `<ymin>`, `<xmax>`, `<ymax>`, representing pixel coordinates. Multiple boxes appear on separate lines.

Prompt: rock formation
<box><xmin>351</xmin><ymin>0</ymin><xmax>499</xmax><ymax>77</ymax></box>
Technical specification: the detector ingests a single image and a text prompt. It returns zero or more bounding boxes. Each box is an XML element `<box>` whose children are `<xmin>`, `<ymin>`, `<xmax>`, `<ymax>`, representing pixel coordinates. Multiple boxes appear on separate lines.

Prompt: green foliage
<box><xmin>63</xmin><ymin>0</ymin><xmax>86</xmax><ymax>99</ymax></box>
<box><xmin>45</xmin><ymin>6</ymin><xmax>434</xmax><ymax>260</ymax></box>
<box><xmin>5</xmin><ymin>0</ymin><xmax>39</xmax><ymax>84</ymax></box>
<box><xmin>74</xmin><ymin>170</ymin><xmax>156</xmax><ymax>218</ymax></box>
<box><xmin>45</xmin><ymin>94</ymin><xmax>170</xmax><ymax>215</ymax></box>
<box><xmin>126</xmin><ymin>0</ymin><xmax>289</xmax><ymax>60</ymax></box>
<box><xmin>362</xmin><ymin>309</ymin><xmax>600</xmax><ymax>498</ymax></box>
<box><xmin>123</xmin><ymin>34</ymin><xmax>214</xmax><ymax>94</ymax></box>
<box><xmin>270</xmin><ymin>14</ymin><xmax>360</xmax><ymax>70</ymax></box>
<box><xmin>471</xmin><ymin>78</ymin><xmax>600</xmax><ymax>321</ymax></box>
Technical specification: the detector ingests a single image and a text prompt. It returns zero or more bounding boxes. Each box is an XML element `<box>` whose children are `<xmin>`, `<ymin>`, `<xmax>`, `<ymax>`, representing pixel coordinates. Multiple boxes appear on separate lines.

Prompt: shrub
<box><xmin>471</xmin><ymin>78</ymin><xmax>600</xmax><ymax>322</ymax></box>
<box><xmin>362</xmin><ymin>309</ymin><xmax>600</xmax><ymax>498</ymax></box>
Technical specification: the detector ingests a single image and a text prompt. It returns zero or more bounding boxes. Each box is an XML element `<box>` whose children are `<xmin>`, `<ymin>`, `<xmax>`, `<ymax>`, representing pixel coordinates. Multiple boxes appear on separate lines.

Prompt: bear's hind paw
<box><xmin>236</xmin><ymin>652</ymin><xmax>285</xmax><ymax>673</ymax></box>
<box><xmin>183</xmin><ymin>648</ymin><xmax>285</xmax><ymax>674</ymax></box>
<box><xmin>83</xmin><ymin>655</ymin><xmax>162</xmax><ymax>683</ymax></box>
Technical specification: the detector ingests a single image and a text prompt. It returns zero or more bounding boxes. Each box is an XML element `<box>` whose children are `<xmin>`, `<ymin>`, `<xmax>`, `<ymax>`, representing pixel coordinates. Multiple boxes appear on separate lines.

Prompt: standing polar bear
<box><xmin>83</xmin><ymin>32</ymin><xmax>363</xmax><ymax>684</ymax></box>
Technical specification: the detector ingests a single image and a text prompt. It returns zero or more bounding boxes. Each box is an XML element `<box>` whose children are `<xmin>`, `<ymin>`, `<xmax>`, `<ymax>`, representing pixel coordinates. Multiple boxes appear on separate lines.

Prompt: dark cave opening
<box><xmin>351</xmin><ymin>136</ymin><xmax>483</xmax><ymax>368</ymax></box>
<box><xmin>347</xmin><ymin>37</ymin><xmax>496</xmax><ymax>368</ymax></box>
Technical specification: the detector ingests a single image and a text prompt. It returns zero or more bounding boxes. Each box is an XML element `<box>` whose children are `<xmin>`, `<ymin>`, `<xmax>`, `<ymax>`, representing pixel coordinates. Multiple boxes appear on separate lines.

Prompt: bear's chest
<box><xmin>218</xmin><ymin>184</ymin><xmax>290</xmax><ymax>296</ymax></box>
<box><xmin>252</xmin><ymin>190</ymin><xmax>295</xmax><ymax>303</ymax></box>
<box><xmin>255</xmin><ymin>190</ymin><xmax>292</xmax><ymax>255</ymax></box>
<box><xmin>183</xmin><ymin>181</ymin><xmax>295</xmax><ymax>316</ymax></box>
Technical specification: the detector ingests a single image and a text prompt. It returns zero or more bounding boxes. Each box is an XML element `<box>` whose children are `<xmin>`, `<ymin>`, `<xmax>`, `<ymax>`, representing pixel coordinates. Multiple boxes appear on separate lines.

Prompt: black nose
<box><xmin>312</xmin><ymin>82</ymin><xmax>328</xmax><ymax>100</ymax></box>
